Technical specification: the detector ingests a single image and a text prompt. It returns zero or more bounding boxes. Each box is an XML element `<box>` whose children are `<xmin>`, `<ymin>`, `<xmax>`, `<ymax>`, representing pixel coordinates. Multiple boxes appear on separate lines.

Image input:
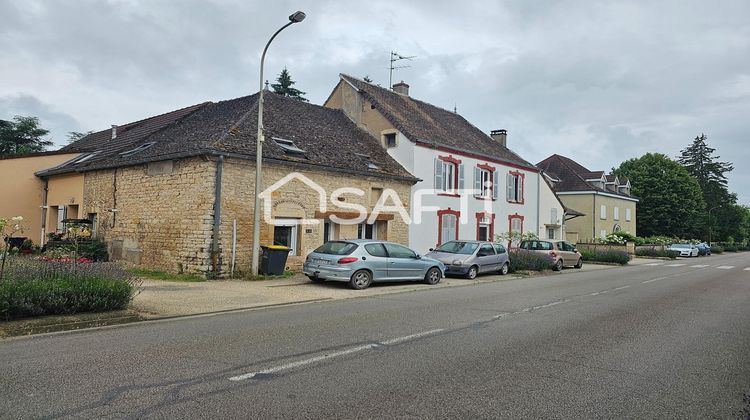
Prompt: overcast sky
<box><xmin>2</xmin><ymin>0</ymin><xmax>748</xmax><ymax>203</ymax></box>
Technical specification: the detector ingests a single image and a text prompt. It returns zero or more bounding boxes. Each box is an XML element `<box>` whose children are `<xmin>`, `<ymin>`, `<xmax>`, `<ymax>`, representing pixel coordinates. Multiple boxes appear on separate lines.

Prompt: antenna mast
<box><xmin>389</xmin><ymin>51</ymin><xmax>416</xmax><ymax>90</ymax></box>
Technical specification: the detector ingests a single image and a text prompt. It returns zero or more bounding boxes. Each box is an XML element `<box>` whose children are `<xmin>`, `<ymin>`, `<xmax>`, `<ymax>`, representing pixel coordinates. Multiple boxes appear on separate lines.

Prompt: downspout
<box><xmin>111</xmin><ymin>168</ymin><xmax>118</xmax><ymax>228</ymax></box>
<box><xmin>592</xmin><ymin>194</ymin><xmax>597</xmax><ymax>241</ymax></box>
<box><xmin>536</xmin><ymin>172</ymin><xmax>541</xmax><ymax>239</ymax></box>
<box><xmin>40</xmin><ymin>178</ymin><xmax>49</xmax><ymax>246</ymax></box>
<box><xmin>211</xmin><ymin>155</ymin><xmax>224</xmax><ymax>276</ymax></box>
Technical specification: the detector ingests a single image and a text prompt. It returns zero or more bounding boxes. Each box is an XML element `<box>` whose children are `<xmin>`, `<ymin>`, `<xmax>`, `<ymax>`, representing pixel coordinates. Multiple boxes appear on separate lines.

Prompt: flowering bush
<box><xmin>508</xmin><ymin>250</ymin><xmax>554</xmax><ymax>273</ymax></box>
<box><xmin>35</xmin><ymin>255</ymin><xmax>93</xmax><ymax>264</ymax></box>
<box><xmin>1</xmin><ymin>216</ymin><xmax>24</xmax><ymax>280</ymax></box>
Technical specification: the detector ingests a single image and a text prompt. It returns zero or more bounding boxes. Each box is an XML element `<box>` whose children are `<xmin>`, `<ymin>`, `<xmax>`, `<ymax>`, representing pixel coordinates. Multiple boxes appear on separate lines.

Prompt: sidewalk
<box><xmin>132</xmin><ymin>263</ymin><xmax>616</xmax><ymax>318</ymax></box>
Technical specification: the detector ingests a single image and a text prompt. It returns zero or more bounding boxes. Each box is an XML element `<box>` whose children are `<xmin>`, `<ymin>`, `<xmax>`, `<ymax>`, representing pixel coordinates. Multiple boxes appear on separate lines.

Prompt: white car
<box><xmin>668</xmin><ymin>244</ymin><xmax>699</xmax><ymax>257</ymax></box>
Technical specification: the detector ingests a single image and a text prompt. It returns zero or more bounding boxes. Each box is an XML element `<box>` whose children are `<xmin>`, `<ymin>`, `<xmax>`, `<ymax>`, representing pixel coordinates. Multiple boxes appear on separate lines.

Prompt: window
<box><xmin>273</xmin><ymin>219</ymin><xmax>299</xmax><ymax>255</ymax></box>
<box><xmin>508</xmin><ymin>214</ymin><xmax>524</xmax><ymax>247</ymax></box>
<box><xmin>364</xmin><ymin>243</ymin><xmax>388</xmax><ymax>257</ymax></box>
<box><xmin>74</xmin><ymin>151</ymin><xmax>101</xmax><ymax>163</ymax></box>
<box><xmin>600</xmin><ymin>205</ymin><xmax>607</xmax><ymax>220</ymax></box>
<box><xmin>477</xmin><ymin>244</ymin><xmax>495</xmax><ymax>257</ymax></box>
<box><xmin>273</xmin><ymin>137</ymin><xmax>305</xmax><ymax>154</ymax></box>
<box><xmin>383</xmin><ymin>133</ymin><xmax>397</xmax><ymax>148</ymax></box>
<box><xmin>493</xmin><ymin>243</ymin><xmax>506</xmax><ymax>254</ymax></box>
<box><xmin>626</xmin><ymin>208</ymin><xmax>632</xmax><ymax>222</ymax></box>
<box><xmin>506</xmin><ymin>171</ymin><xmax>524</xmax><ymax>203</ymax></box>
<box><xmin>323</xmin><ymin>221</ymin><xmax>337</xmax><ymax>242</ymax></box>
<box><xmin>55</xmin><ymin>206</ymin><xmax>66</xmax><ymax>232</ymax></box>
<box><xmin>119</xmin><ymin>142</ymin><xmax>156</xmax><ymax>157</ymax></box>
<box><xmin>550</xmin><ymin>208</ymin><xmax>558</xmax><ymax>224</ymax></box>
<box><xmin>614</xmin><ymin>207</ymin><xmax>620</xmax><ymax>220</ymax></box>
<box><xmin>358</xmin><ymin>222</ymin><xmax>377</xmax><ymax>240</ymax></box>
<box><xmin>473</xmin><ymin>166</ymin><xmax>497</xmax><ymax>199</ymax></box>
<box><xmin>437</xmin><ymin>209</ymin><xmax>460</xmax><ymax>245</ymax></box>
<box><xmin>383</xmin><ymin>243</ymin><xmax>416</xmax><ymax>259</ymax></box>
<box><xmin>435</xmin><ymin>157</ymin><xmax>463</xmax><ymax>194</ymax></box>
<box><xmin>476</xmin><ymin>213</ymin><xmax>495</xmax><ymax>241</ymax></box>
<box><xmin>548</xmin><ymin>227</ymin><xmax>555</xmax><ymax>240</ymax></box>
<box><xmin>88</xmin><ymin>213</ymin><xmax>98</xmax><ymax>238</ymax></box>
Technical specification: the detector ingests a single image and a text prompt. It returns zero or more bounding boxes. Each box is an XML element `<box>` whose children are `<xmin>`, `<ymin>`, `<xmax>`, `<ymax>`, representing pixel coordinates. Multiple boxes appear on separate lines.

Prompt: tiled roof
<box><xmin>537</xmin><ymin>154</ymin><xmax>633</xmax><ymax>198</ymax></box>
<box><xmin>339</xmin><ymin>74</ymin><xmax>536</xmax><ymax>170</ymax></box>
<box><xmin>41</xmin><ymin>92</ymin><xmax>416</xmax><ymax>182</ymax></box>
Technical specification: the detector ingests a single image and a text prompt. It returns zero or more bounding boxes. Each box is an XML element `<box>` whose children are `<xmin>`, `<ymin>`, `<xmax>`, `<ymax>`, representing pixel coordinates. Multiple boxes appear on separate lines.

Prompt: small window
<box><xmin>383</xmin><ymin>243</ymin><xmax>416</xmax><ymax>259</ymax></box>
<box><xmin>626</xmin><ymin>208</ymin><xmax>632</xmax><ymax>222</ymax></box>
<box><xmin>120</xmin><ymin>142</ymin><xmax>156</xmax><ymax>157</ymax></box>
<box><xmin>358</xmin><ymin>222</ymin><xmax>377</xmax><ymax>240</ymax></box>
<box><xmin>506</xmin><ymin>172</ymin><xmax>524</xmax><ymax>203</ymax></box>
<box><xmin>548</xmin><ymin>227</ymin><xmax>555</xmax><ymax>239</ymax></box>
<box><xmin>364</xmin><ymin>243</ymin><xmax>388</xmax><ymax>257</ymax></box>
<box><xmin>550</xmin><ymin>208</ymin><xmax>558</xmax><ymax>224</ymax></box>
<box><xmin>273</xmin><ymin>137</ymin><xmax>306</xmax><ymax>154</ymax></box>
<box><xmin>273</xmin><ymin>219</ymin><xmax>299</xmax><ymax>256</ymax></box>
<box><xmin>614</xmin><ymin>207</ymin><xmax>620</xmax><ymax>220</ymax></box>
<box><xmin>323</xmin><ymin>221</ymin><xmax>337</xmax><ymax>242</ymax></box>
<box><xmin>384</xmin><ymin>133</ymin><xmax>397</xmax><ymax>148</ymax></box>
<box><xmin>600</xmin><ymin>205</ymin><xmax>607</xmax><ymax>220</ymax></box>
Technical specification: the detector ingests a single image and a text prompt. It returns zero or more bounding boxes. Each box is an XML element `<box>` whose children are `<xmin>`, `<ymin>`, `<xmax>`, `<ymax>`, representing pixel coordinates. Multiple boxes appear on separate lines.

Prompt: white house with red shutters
<box><xmin>325</xmin><ymin>75</ymin><xmax>565</xmax><ymax>253</ymax></box>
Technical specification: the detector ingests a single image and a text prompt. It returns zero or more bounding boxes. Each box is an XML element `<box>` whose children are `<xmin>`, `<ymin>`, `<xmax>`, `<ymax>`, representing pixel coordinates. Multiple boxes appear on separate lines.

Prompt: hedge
<box><xmin>508</xmin><ymin>250</ymin><xmax>554</xmax><ymax>273</ymax></box>
<box><xmin>580</xmin><ymin>249</ymin><xmax>630</xmax><ymax>265</ymax></box>
<box><xmin>635</xmin><ymin>248</ymin><xmax>678</xmax><ymax>259</ymax></box>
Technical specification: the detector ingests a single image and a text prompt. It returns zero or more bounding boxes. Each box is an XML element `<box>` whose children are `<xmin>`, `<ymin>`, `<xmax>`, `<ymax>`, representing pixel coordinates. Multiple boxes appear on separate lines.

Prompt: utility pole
<box><xmin>389</xmin><ymin>51</ymin><xmax>416</xmax><ymax>90</ymax></box>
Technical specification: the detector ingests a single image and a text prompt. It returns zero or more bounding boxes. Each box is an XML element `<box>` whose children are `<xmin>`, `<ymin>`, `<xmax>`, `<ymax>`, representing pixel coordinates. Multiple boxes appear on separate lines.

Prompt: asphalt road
<box><xmin>2</xmin><ymin>253</ymin><xmax>750</xmax><ymax>419</ymax></box>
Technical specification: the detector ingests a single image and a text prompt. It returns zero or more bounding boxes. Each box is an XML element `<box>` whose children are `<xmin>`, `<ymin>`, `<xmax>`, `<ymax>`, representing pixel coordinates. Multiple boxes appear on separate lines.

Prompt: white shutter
<box><xmin>473</xmin><ymin>167</ymin><xmax>481</xmax><ymax>196</ymax></box>
<box><xmin>614</xmin><ymin>207</ymin><xmax>619</xmax><ymax>220</ymax></box>
<box><xmin>626</xmin><ymin>208</ymin><xmax>631</xmax><ymax>222</ymax></box>
<box><xmin>600</xmin><ymin>205</ymin><xmax>606</xmax><ymax>219</ymax></box>
<box><xmin>518</xmin><ymin>175</ymin><xmax>524</xmax><ymax>202</ymax></box>
<box><xmin>492</xmin><ymin>171</ymin><xmax>499</xmax><ymax>200</ymax></box>
<box><xmin>506</xmin><ymin>173</ymin><xmax>514</xmax><ymax>201</ymax></box>
<box><xmin>458</xmin><ymin>164</ymin><xmax>465</xmax><ymax>191</ymax></box>
<box><xmin>434</xmin><ymin>158</ymin><xmax>444</xmax><ymax>191</ymax></box>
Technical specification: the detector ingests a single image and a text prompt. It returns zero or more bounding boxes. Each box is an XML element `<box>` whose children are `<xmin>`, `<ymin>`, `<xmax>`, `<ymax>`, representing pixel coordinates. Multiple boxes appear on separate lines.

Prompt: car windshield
<box><xmin>672</xmin><ymin>244</ymin><xmax>690</xmax><ymax>248</ymax></box>
<box><xmin>313</xmin><ymin>241</ymin><xmax>358</xmax><ymax>255</ymax></box>
<box><xmin>436</xmin><ymin>241</ymin><xmax>480</xmax><ymax>255</ymax></box>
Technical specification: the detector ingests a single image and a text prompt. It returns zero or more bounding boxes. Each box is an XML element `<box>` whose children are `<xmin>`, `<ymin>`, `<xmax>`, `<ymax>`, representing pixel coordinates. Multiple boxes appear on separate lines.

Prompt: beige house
<box><xmin>44</xmin><ymin>92</ymin><xmax>416</xmax><ymax>275</ymax></box>
<box><xmin>0</xmin><ymin>151</ymin><xmax>80</xmax><ymax>245</ymax></box>
<box><xmin>537</xmin><ymin>154</ymin><xmax>638</xmax><ymax>243</ymax></box>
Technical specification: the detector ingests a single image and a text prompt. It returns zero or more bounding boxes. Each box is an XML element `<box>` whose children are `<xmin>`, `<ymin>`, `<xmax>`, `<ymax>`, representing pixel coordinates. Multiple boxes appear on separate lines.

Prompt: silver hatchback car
<box><xmin>303</xmin><ymin>240</ymin><xmax>446</xmax><ymax>290</ymax></box>
<box><xmin>425</xmin><ymin>240</ymin><xmax>510</xmax><ymax>279</ymax></box>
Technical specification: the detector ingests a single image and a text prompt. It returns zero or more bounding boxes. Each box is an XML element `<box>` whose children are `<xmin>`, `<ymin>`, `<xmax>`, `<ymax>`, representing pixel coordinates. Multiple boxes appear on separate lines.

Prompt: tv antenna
<box><xmin>389</xmin><ymin>51</ymin><xmax>416</xmax><ymax>90</ymax></box>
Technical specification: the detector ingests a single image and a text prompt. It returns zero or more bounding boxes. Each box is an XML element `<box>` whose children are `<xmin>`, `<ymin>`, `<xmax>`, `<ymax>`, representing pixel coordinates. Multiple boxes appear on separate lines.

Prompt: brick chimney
<box><xmin>392</xmin><ymin>81</ymin><xmax>409</xmax><ymax>96</ymax></box>
<box><xmin>111</xmin><ymin>125</ymin><xmax>118</xmax><ymax>140</ymax></box>
<box><xmin>490</xmin><ymin>129</ymin><xmax>507</xmax><ymax>147</ymax></box>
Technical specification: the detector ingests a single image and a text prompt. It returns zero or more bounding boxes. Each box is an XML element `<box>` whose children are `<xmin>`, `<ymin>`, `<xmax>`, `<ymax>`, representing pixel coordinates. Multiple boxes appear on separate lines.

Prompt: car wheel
<box><xmin>499</xmin><ymin>262</ymin><xmax>509</xmax><ymax>275</ymax></box>
<box><xmin>465</xmin><ymin>265</ymin><xmax>478</xmax><ymax>280</ymax></box>
<box><xmin>349</xmin><ymin>270</ymin><xmax>372</xmax><ymax>290</ymax></box>
<box><xmin>307</xmin><ymin>275</ymin><xmax>324</xmax><ymax>283</ymax></box>
<box><xmin>553</xmin><ymin>259</ymin><xmax>564</xmax><ymax>271</ymax></box>
<box><xmin>574</xmin><ymin>259</ymin><xmax>583</xmax><ymax>269</ymax></box>
<box><xmin>424</xmin><ymin>267</ymin><xmax>442</xmax><ymax>285</ymax></box>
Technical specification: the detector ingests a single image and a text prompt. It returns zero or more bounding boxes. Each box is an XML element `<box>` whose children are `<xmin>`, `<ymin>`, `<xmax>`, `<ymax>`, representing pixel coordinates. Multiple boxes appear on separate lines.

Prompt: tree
<box><xmin>613</xmin><ymin>153</ymin><xmax>705</xmax><ymax>239</ymax></box>
<box><xmin>66</xmin><ymin>131</ymin><xmax>93</xmax><ymax>144</ymax></box>
<box><xmin>0</xmin><ymin>116</ymin><xmax>52</xmax><ymax>157</ymax></box>
<box><xmin>270</xmin><ymin>68</ymin><xmax>308</xmax><ymax>102</ymax></box>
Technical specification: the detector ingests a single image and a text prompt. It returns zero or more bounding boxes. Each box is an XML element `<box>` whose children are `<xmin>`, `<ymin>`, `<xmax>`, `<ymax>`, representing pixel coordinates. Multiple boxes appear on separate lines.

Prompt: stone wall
<box><xmin>83</xmin><ymin>157</ymin><xmax>216</xmax><ymax>274</ymax></box>
<box><xmin>82</xmin><ymin>155</ymin><xmax>413</xmax><ymax>277</ymax></box>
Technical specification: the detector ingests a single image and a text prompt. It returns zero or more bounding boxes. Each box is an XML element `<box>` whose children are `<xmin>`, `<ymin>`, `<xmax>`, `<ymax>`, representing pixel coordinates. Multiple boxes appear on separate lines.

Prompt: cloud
<box><xmin>0</xmin><ymin>0</ymin><xmax>748</xmax><ymax>203</ymax></box>
<box><xmin>0</xmin><ymin>94</ymin><xmax>82</xmax><ymax>146</ymax></box>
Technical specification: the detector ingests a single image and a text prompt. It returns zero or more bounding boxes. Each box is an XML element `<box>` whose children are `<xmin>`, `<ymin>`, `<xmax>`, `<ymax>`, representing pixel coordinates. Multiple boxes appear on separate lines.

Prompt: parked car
<box><xmin>303</xmin><ymin>240</ymin><xmax>445</xmax><ymax>290</ymax></box>
<box><xmin>667</xmin><ymin>243</ymin><xmax>699</xmax><ymax>257</ymax></box>
<box><xmin>695</xmin><ymin>242</ymin><xmax>711</xmax><ymax>256</ymax></box>
<box><xmin>425</xmin><ymin>240</ymin><xmax>510</xmax><ymax>279</ymax></box>
<box><xmin>518</xmin><ymin>240</ymin><xmax>583</xmax><ymax>271</ymax></box>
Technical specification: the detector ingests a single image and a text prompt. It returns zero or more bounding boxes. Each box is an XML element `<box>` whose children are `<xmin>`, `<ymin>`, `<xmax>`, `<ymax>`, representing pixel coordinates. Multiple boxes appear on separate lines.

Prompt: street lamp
<box><xmin>708</xmin><ymin>204</ymin><xmax>721</xmax><ymax>246</ymax></box>
<box><xmin>251</xmin><ymin>11</ymin><xmax>306</xmax><ymax>276</ymax></box>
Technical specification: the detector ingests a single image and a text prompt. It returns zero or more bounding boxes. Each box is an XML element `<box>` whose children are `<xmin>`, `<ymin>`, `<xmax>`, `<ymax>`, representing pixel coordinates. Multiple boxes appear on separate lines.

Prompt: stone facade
<box><xmin>82</xmin><ymin>155</ymin><xmax>413</xmax><ymax>276</ymax></box>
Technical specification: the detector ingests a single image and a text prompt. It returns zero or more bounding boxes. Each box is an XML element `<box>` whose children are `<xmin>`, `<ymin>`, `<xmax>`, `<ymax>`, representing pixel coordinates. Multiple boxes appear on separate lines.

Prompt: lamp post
<box><xmin>251</xmin><ymin>11</ymin><xmax>306</xmax><ymax>277</ymax></box>
<box><xmin>707</xmin><ymin>204</ymin><xmax>721</xmax><ymax>246</ymax></box>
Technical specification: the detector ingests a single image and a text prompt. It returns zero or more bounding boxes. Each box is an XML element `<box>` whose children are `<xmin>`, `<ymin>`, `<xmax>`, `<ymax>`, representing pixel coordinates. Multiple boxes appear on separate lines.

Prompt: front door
<box><xmin>475</xmin><ymin>243</ymin><xmax>498</xmax><ymax>273</ymax></box>
<box><xmin>384</xmin><ymin>243</ymin><xmax>422</xmax><ymax>280</ymax></box>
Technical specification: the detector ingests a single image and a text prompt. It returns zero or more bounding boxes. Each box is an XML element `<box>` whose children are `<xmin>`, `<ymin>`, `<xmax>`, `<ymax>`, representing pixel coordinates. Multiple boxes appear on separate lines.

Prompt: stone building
<box><xmin>43</xmin><ymin>92</ymin><xmax>416</xmax><ymax>276</ymax></box>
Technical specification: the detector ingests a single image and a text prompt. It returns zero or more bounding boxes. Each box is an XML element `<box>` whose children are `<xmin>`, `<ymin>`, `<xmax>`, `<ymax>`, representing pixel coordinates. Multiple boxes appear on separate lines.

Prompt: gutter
<box><xmin>40</xmin><ymin>179</ymin><xmax>49</xmax><ymax>246</ymax></box>
<box><xmin>211</xmin><ymin>155</ymin><xmax>224</xmax><ymax>276</ymax></box>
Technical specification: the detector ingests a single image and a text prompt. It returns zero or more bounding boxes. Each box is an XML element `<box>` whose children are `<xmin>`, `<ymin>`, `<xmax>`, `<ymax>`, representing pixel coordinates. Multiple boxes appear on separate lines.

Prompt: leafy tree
<box><xmin>613</xmin><ymin>153</ymin><xmax>705</xmax><ymax>238</ymax></box>
<box><xmin>0</xmin><ymin>116</ymin><xmax>52</xmax><ymax>157</ymax></box>
<box><xmin>66</xmin><ymin>131</ymin><xmax>93</xmax><ymax>144</ymax></box>
<box><xmin>270</xmin><ymin>68</ymin><xmax>308</xmax><ymax>102</ymax></box>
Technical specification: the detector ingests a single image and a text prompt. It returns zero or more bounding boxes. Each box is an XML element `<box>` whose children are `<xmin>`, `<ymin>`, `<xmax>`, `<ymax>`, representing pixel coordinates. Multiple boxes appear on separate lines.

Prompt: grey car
<box><xmin>303</xmin><ymin>240</ymin><xmax>446</xmax><ymax>290</ymax></box>
<box><xmin>425</xmin><ymin>240</ymin><xmax>510</xmax><ymax>279</ymax></box>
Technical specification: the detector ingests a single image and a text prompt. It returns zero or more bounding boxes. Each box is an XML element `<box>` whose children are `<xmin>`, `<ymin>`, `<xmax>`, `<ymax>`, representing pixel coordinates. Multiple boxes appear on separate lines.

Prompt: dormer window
<box><xmin>384</xmin><ymin>133</ymin><xmax>396</xmax><ymax>148</ymax></box>
<box><xmin>119</xmin><ymin>142</ymin><xmax>155</xmax><ymax>157</ymax></box>
<box><xmin>273</xmin><ymin>137</ymin><xmax>305</xmax><ymax>155</ymax></box>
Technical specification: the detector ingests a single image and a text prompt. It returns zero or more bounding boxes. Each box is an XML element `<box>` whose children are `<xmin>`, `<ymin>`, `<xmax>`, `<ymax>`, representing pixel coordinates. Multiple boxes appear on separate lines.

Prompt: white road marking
<box><xmin>228</xmin><ymin>329</ymin><xmax>444</xmax><ymax>381</ymax></box>
<box><xmin>690</xmin><ymin>265</ymin><xmax>710</xmax><ymax>268</ymax></box>
<box><xmin>642</xmin><ymin>277</ymin><xmax>665</xmax><ymax>284</ymax></box>
<box><xmin>716</xmin><ymin>266</ymin><xmax>734</xmax><ymax>270</ymax></box>
<box><xmin>744</xmin><ymin>268</ymin><xmax>750</xmax><ymax>271</ymax></box>
<box><xmin>612</xmin><ymin>285</ymin><xmax>631</xmax><ymax>291</ymax></box>
<box><xmin>666</xmin><ymin>264</ymin><xmax>685</xmax><ymax>267</ymax></box>
<box><xmin>645</xmin><ymin>263</ymin><xmax>663</xmax><ymax>266</ymax></box>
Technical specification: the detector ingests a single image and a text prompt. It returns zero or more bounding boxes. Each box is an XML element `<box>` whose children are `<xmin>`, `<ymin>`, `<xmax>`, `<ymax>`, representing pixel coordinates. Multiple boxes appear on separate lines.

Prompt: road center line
<box><xmin>642</xmin><ymin>277</ymin><xmax>665</xmax><ymax>284</ymax></box>
<box><xmin>716</xmin><ymin>266</ymin><xmax>734</xmax><ymax>270</ymax></box>
<box><xmin>690</xmin><ymin>265</ymin><xmax>710</xmax><ymax>268</ymax></box>
<box><xmin>744</xmin><ymin>268</ymin><xmax>750</xmax><ymax>271</ymax></box>
<box><xmin>228</xmin><ymin>329</ymin><xmax>444</xmax><ymax>381</ymax></box>
<box><xmin>612</xmin><ymin>285</ymin><xmax>630</xmax><ymax>291</ymax></box>
<box><xmin>666</xmin><ymin>264</ymin><xmax>685</xmax><ymax>267</ymax></box>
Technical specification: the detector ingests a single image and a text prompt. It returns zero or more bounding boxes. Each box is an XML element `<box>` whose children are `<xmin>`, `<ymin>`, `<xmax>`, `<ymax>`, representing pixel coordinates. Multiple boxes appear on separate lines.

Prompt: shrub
<box><xmin>0</xmin><ymin>260</ymin><xmax>140</xmax><ymax>321</ymax></box>
<box><xmin>580</xmin><ymin>249</ymin><xmax>630</xmax><ymax>265</ymax></box>
<box><xmin>635</xmin><ymin>248</ymin><xmax>678</xmax><ymax>259</ymax></box>
<box><xmin>712</xmin><ymin>246</ymin><xmax>724</xmax><ymax>254</ymax></box>
<box><xmin>725</xmin><ymin>244</ymin><xmax>739</xmax><ymax>252</ymax></box>
<box><xmin>78</xmin><ymin>239</ymin><xmax>109</xmax><ymax>262</ymax></box>
<box><xmin>508</xmin><ymin>250</ymin><xmax>554</xmax><ymax>273</ymax></box>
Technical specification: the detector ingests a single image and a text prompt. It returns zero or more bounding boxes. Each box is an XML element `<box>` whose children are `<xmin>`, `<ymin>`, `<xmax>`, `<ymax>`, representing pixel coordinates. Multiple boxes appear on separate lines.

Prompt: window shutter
<box><xmin>458</xmin><ymin>164</ymin><xmax>465</xmax><ymax>191</ymax></box>
<box><xmin>518</xmin><ymin>176</ymin><xmax>524</xmax><ymax>202</ymax></box>
<box><xmin>473</xmin><ymin>167</ymin><xmax>481</xmax><ymax>196</ymax></box>
<box><xmin>492</xmin><ymin>170</ymin><xmax>499</xmax><ymax>199</ymax></box>
<box><xmin>434</xmin><ymin>158</ymin><xmax>444</xmax><ymax>191</ymax></box>
<box><xmin>506</xmin><ymin>173</ymin><xmax>514</xmax><ymax>201</ymax></box>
